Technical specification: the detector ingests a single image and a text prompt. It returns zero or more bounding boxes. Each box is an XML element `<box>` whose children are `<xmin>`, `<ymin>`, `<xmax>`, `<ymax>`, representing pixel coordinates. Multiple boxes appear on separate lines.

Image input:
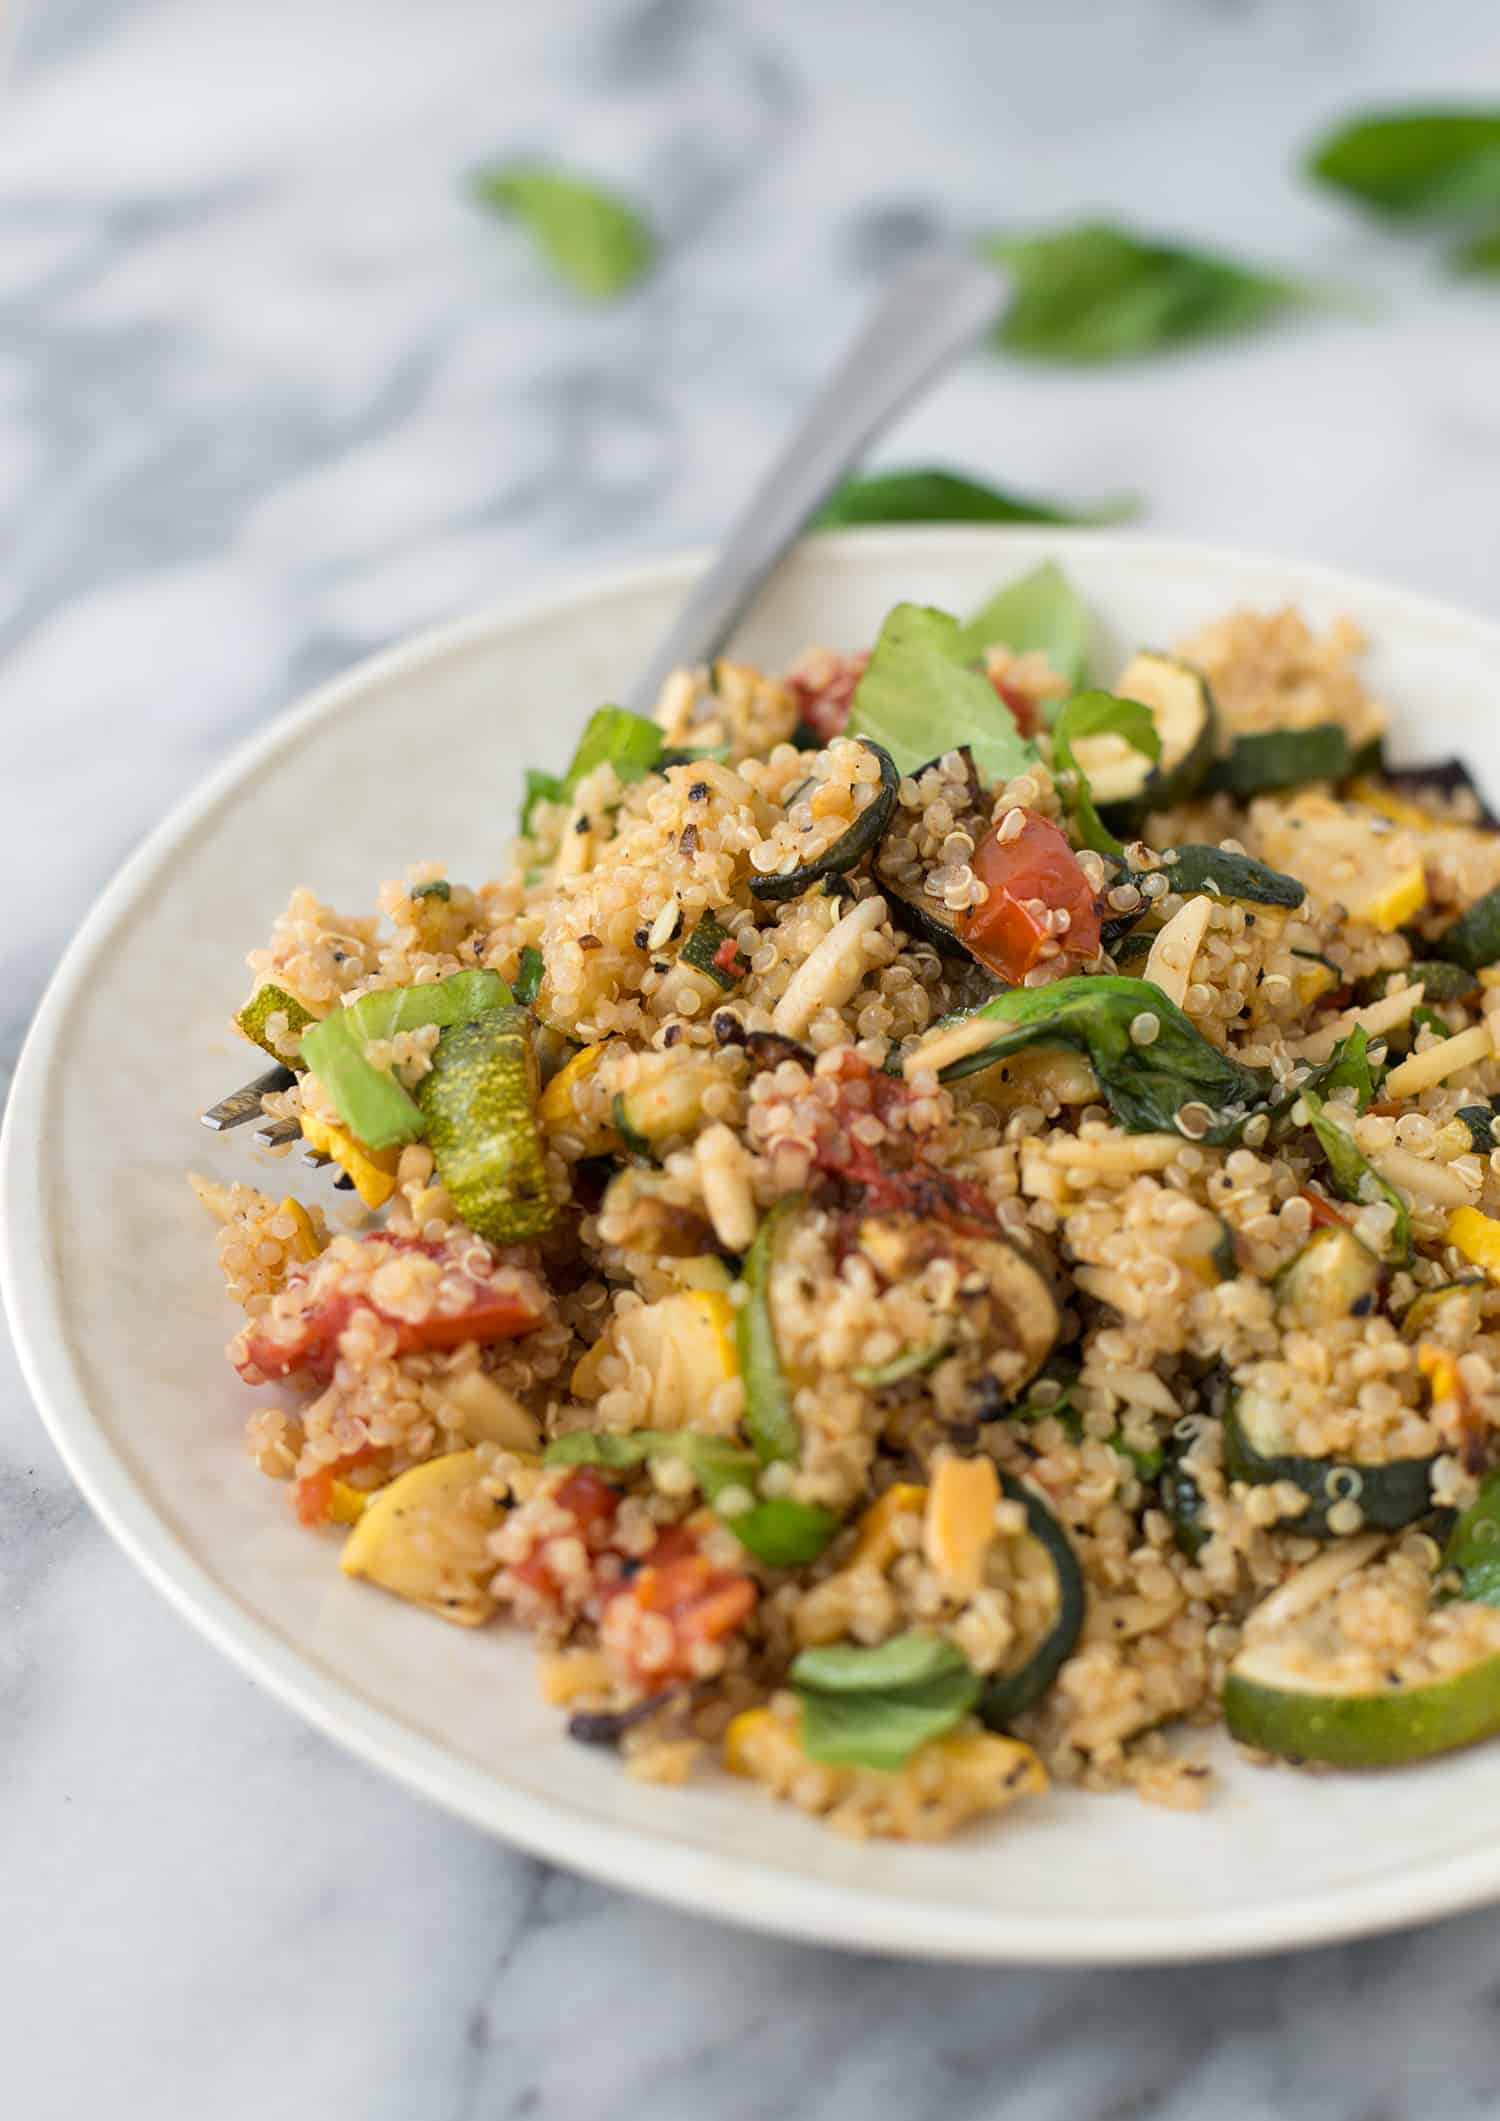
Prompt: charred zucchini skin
<box><xmin>1435</xmin><ymin>884</ymin><xmax>1500</xmax><ymax>974</ymax></box>
<box><xmin>750</xmin><ymin>741</ymin><xmax>899</xmax><ymax>902</ymax></box>
<box><xmin>978</xmin><ymin>1474</ymin><xmax>1085</xmax><ymax>1728</ymax></box>
<box><xmin>680</xmin><ymin>914</ymin><xmax>745</xmax><ymax>989</ymax></box>
<box><xmin>1092</xmin><ymin>651</ymin><xmax>1218</xmax><ymax>829</ymax></box>
<box><xmin>1205</xmin><ymin>723</ymin><xmax>1351</xmax><ymax>799</ymax></box>
<box><xmin>1223</xmin><ymin>1397</ymin><xmax>1433</xmax><ymax>1538</ymax></box>
<box><xmin>1160</xmin><ymin>1439</ymin><xmax>1210</xmax><ymax>1560</ymax></box>
<box><xmin>1223</xmin><ymin>1643</ymin><xmax>1500</xmax><ymax>1768</ymax></box>
<box><xmin>237</xmin><ymin>982</ymin><xmax>315</xmax><ymax>1062</ymax></box>
<box><xmin>416</xmin><ymin>1006</ymin><xmax>555</xmax><ymax>1243</ymax></box>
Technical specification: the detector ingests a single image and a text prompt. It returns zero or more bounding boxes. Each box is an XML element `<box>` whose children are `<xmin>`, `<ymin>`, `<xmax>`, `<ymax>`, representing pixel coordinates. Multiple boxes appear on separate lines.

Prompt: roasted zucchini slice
<box><xmin>416</xmin><ymin>1005</ymin><xmax>555</xmax><ymax>1243</ymax></box>
<box><xmin>750</xmin><ymin>740</ymin><xmax>899</xmax><ymax>902</ymax></box>
<box><xmin>1224</xmin><ymin>1385</ymin><xmax>1434</xmax><ymax>1538</ymax></box>
<box><xmin>1079</xmin><ymin>651</ymin><xmax>1216</xmax><ymax>818</ymax></box>
<box><xmin>978</xmin><ymin>1474</ymin><xmax>1085</xmax><ymax>1728</ymax></box>
<box><xmin>1273</xmin><ymin>1226</ymin><xmax>1382</xmax><ymax>1328</ymax></box>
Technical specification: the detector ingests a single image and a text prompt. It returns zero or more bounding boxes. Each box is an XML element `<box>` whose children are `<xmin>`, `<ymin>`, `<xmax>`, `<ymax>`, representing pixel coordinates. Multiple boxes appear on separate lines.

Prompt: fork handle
<box><xmin>620</xmin><ymin>251</ymin><xmax>1005</xmax><ymax>718</ymax></box>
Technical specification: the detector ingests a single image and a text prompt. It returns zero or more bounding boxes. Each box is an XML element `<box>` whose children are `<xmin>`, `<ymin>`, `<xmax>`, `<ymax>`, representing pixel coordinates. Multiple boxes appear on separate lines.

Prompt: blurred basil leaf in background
<box><xmin>1455</xmin><ymin>225</ymin><xmax>1500</xmax><ymax>275</ymax></box>
<box><xmin>1307</xmin><ymin>109</ymin><xmax>1500</xmax><ymax>220</ymax></box>
<box><xmin>472</xmin><ymin>163</ymin><xmax>654</xmax><ymax>298</ymax></box>
<box><xmin>983</xmin><ymin>222</ymin><xmax>1313</xmax><ymax>362</ymax></box>
<box><xmin>814</xmin><ymin>466</ymin><xmax>1135</xmax><ymax>530</ymax></box>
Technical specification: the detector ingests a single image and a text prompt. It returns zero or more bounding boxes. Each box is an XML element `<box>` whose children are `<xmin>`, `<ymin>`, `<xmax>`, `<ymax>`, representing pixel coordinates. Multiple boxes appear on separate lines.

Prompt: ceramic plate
<box><xmin>9</xmin><ymin>528</ymin><xmax>1500</xmax><ymax>1965</ymax></box>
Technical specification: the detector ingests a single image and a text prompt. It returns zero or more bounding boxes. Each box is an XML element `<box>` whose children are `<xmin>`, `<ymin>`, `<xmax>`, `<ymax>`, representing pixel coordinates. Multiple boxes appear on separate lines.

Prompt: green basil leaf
<box><xmin>954</xmin><ymin>561</ymin><xmax>1091</xmax><ymax>683</ymax></box>
<box><xmin>1299</xmin><ymin>1025</ymin><xmax>1379</xmax><ymax>1112</ymax></box>
<box><xmin>1051</xmin><ymin>689</ymin><xmax>1161</xmax><ymax>856</ymax></box>
<box><xmin>845</xmin><ymin>602</ymin><xmax>1038</xmax><ymax>787</ymax></box>
<box><xmin>792</xmin><ymin>1632</ymin><xmax>980</xmax><ymax>1772</ymax></box>
<box><xmin>1445</xmin><ymin>1469</ymin><xmax>1500</xmax><ymax>1605</ymax></box>
<box><xmin>929</xmin><ymin>974</ymin><xmax>1273</xmax><ymax>1144</ymax></box>
<box><xmin>520</xmin><ymin>705</ymin><xmax>663</xmax><ymax>834</ymax></box>
<box><xmin>542</xmin><ymin>1429</ymin><xmax>839</xmax><ymax>1567</ymax></box>
<box><xmin>984</xmin><ymin>222</ymin><xmax>1310</xmax><ymax>364</ymax></box>
<box><xmin>727</xmin><ymin>1500</ymin><xmax>841</xmax><ymax>1568</ymax></box>
<box><xmin>1307</xmin><ymin>109</ymin><xmax>1500</xmax><ymax>220</ymax></box>
<box><xmin>813</xmin><ymin>466</ymin><xmax>1134</xmax><ymax>531</ymax></box>
<box><xmin>1300</xmin><ymin>1087</ymin><xmax>1410</xmax><ymax>1263</ymax></box>
<box><xmin>1455</xmin><ymin>222</ymin><xmax>1500</xmax><ymax>274</ymax></box>
<box><xmin>472</xmin><ymin>164</ymin><xmax>654</xmax><ymax>298</ymax></box>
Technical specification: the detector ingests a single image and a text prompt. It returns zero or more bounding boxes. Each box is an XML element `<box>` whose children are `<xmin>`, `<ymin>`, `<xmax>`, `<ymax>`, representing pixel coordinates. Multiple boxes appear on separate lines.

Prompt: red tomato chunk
<box><xmin>965</xmin><ymin>811</ymin><xmax>1101</xmax><ymax>981</ymax></box>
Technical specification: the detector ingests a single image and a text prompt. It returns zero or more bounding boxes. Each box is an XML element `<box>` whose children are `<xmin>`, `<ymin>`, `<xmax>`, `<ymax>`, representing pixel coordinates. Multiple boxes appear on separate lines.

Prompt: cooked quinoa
<box><xmin>196</xmin><ymin>578</ymin><xmax>1500</xmax><ymax>1838</ymax></box>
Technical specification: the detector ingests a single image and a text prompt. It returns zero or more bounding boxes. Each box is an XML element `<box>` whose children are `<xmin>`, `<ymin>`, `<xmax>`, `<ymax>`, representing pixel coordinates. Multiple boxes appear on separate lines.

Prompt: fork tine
<box><xmin>251</xmin><ymin>1116</ymin><xmax>304</xmax><ymax>1149</ymax></box>
<box><xmin>200</xmin><ymin>1066</ymin><xmax>296</xmax><ymax>1131</ymax></box>
<box><xmin>299</xmin><ymin>1146</ymin><xmax>333</xmax><ymax>1168</ymax></box>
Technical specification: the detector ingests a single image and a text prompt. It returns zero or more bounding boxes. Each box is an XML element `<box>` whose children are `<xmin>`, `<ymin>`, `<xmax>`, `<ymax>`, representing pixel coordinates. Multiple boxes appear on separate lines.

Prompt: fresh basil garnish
<box><xmin>954</xmin><ymin>560</ymin><xmax>1091</xmax><ymax>684</ymax></box>
<box><xmin>983</xmin><ymin>221</ymin><xmax>1311</xmax><ymax>363</ymax></box>
<box><xmin>543</xmin><ymin>1430</ymin><xmax>839</xmax><ymax>1567</ymax></box>
<box><xmin>791</xmin><ymin>1632</ymin><xmax>980</xmax><ymax>1771</ymax></box>
<box><xmin>520</xmin><ymin>704</ymin><xmax>663</xmax><ymax>833</ymax></box>
<box><xmin>814</xmin><ymin>466</ymin><xmax>1133</xmax><ymax>531</ymax></box>
<box><xmin>845</xmin><ymin>602</ymin><xmax>1039</xmax><ymax>786</ymax></box>
<box><xmin>1307</xmin><ymin>109</ymin><xmax>1500</xmax><ymax>221</ymax></box>
<box><xmin>472</xmin><ymin>163</ymin><xmax>654</xmax><ymax>298</ymax></box>
<box><xmin>1300</xmin><ymin>1087</ymin><xmax>1410</xmax><ymax>1264</ymax></box>
<box><xmin>1050</xmin><ymin>690</ymin><xmax>1161</xmax><ymax>856</ymax></box>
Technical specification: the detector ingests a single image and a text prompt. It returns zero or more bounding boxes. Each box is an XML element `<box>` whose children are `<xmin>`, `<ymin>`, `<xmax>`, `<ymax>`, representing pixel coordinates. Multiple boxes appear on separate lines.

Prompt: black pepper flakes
<box><xmin>574</xmin><ymin>813</ymin><xmax>591</xmax><ymax>835</ymax></box>
<box><xmin>688</xmin><ymin>781</ymin><xmax>709</xmax><ymax>802</ymax></box>
<box><xmin>713</xmin><ymin>1011</ymin><xmax>747</xmax><ymax>1047</ymax></box>
<box><xmin>663</xmin><ymin>1023</ymin><xmax>682</xmax><ymax>1048</ymax></box>
<box><xmin>633</xmin><ymin>926</ymin><xmax>650</xmax><ymax>949</ymax></box>
<box><xmin>678</xmin><ymin>824</ymin><xmax>699</xmax><ymax>857</ymax></box>
<box><xmin>578</xmin><ymin>933</ymin><xmax>602</xmax><ymax>952</ymax></box>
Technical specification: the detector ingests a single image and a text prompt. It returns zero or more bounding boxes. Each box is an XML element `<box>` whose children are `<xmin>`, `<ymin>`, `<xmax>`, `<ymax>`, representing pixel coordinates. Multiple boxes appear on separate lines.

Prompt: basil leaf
<box><xmin>930</xmin><ymin>974</ymin><xmax>1273</xmax><ymax>1145</ymax></box>
<box><xmin>1455</xmin><ymin>223</ymin><xmax>1500</xmax><ymax>274</ymax></box>
<box><xmin>513</xmin><ymin>945</ymin><xmax>545</xmax><ymax>1008</ymax></box>
<box><xmin>520</xmin><ymin>705</ymin><xmax>663</xmax><ymax>833</ymax></box>
<box><xmin>845</xmin><ymin>602</ymin><xmax>1038</xmax><ymax>787</ymax></box>
<box><xmin>791</xmin><ymin>1632</ymin><xmax>980</xmax><ymax>1771</ymax></box>
<box><xmin>984</xmin><ymin>222</ymin><xmax>1309</xmax><ymax>364</ymax></box>
<box><xmin>1300</xmin><ymin>1087</ymin><xmax>1410</xmax><ymax>1264</ymax></box>
<box><xmin>1443</xmin><ymin>1468</ymin><xmax>1500</xmax><ymax>1605</ymax></box>
<box><xmin>1051</xmin><ymin>689</ymin><xmax>1161</xmax><ymax>856</ymax></box>
<box><xmin>543</xmin><ymin>1429</ymin><xmax>839</xmax><ymax>1566</ymax></box>
<box><xmin>1299</xmin><ymin>1026</ymin><xmax>1379</xmax><ymax>1112</ymax></box>
<box><xmin>1307</xmin><ymin>109</ymin><xmax>1500</xmax><ymax>221</ymax></box>
<box><xmin>954</xmin><ymin>560</ymin><xmax>1091</xmax><ymax>684</ymax></box>
<box><xmin>813</xmin><ymin>466</ymin><xmax>1134</xmax><ymax>531</ymax></box>
<box><xmin>472</xmin><ymin>164</ymin><xmax>654</xmax><ymax>298</ymax></box>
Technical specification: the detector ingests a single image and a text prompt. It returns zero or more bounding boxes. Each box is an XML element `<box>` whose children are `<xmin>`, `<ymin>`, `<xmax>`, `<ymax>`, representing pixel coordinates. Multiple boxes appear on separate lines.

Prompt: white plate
<box><xmin>8</xmin><ymin>527</ymin><xmax>1500</xmax><ymax>1966</ymax></box>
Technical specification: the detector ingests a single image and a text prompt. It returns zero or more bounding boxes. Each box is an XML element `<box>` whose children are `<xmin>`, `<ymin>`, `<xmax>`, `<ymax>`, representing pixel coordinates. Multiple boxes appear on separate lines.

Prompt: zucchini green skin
<box><xmin>1223</xmin><ymin>1650</ymin><xmax>1500</xmax><ymax>1768</ymax></box>
<box><xmin>1402</xmin><ymin>1280</ymin><xmax>1485</xmax><ymax>1342</ymax></box>
<box><xmin>978</xmin><ymin>1474</ymin><xmax>1085</xmax><ymax>1728</ymax></box>
<box><xmin>1205</xmin><ymin>723</ymin><xmax>1351</xmax><ymax>799</ymax></box>
<box><xmin>513</xmin><ymin>945</ymin><xmax>545</xmax><ymax>1008</ymax></box>
<box><xmin>1125</xmin><ymin>844</ymin><xmax>1306</xmax><ymax>910</ymax></box>
<box><xmin>1223</xmin><ymin>1399</ymin><xmax>1433</xmax><ymax>1538</ymax></box>
<box><xmin>416</xmin><ymin>1006</ymin><xmax>555</xmax><ymax>1242</ymax></box>
<box><xmin>611</xmin><ymin>1093</ymin><xmax>655</xmax><ymax>1161</ymax></box>
<box><xmin>1435</xmin><ymin>884</ymin><xmax>1500</xmax><ymax>974</ymax></box>
<box><xmin>680</xmin><ymin>914</ymin><xmax>745</xmax><ymax>989</ymax></box>
<box><xmin>237</xmin><ymin>982</ymin><xmax>315</xmax><ymax>1063</ymax></box>
<box><xmin>1359</xmin><ymin>959</ymin><xmax>1478</xmax><ymax>1006</ymax></box>
<box><xmin>1094</xmin><ymin>652</ymin><xmax>1218</xmax><ymax>830</ymax></box>
<box><xmin>1444</xmin><ymin>1470</ymin><xmax>1500</xmax><ymax>1607</ymax></box>
<box><xmin>750</xmin><ymin>742</ymin><xmax>899</xmax><ymax>902</ymax></box>
<box><xmin>736</xmin><ymin>1195</ymin><xmax>804</xmax><ymax>1464</ymax></box>
<box><xmin>1272</xmin><ymin>1226</ymin><xmax>1381</xmax><ymax>1328</ymax></box>
<box><xmin>1160</xmin><ymin>1442</ymin><xmax>1210</xmax><ymax>1560</ymax></box>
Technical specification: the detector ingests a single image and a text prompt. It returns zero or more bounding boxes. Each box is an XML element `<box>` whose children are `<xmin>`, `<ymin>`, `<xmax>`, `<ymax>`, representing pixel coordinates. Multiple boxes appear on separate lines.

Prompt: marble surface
<box><xmin>6</xmin><ymin>0</ymin><xmax>1500</xmax><ymax>2112</ymax></box>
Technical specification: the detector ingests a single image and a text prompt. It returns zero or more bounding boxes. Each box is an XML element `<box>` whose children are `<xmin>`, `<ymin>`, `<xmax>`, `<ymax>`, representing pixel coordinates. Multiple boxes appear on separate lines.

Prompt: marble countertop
<box><xmin>6</xmin><ymin>0</ymin><xmax>1500</xmax><ymax>2113</ymax></box>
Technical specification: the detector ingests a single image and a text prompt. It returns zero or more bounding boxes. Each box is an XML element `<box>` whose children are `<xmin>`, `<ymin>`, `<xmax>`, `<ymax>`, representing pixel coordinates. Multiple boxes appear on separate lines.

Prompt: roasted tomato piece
<box><xmin>966</xmin><ymin>811</ymin><xmax>1101</xmax><ymax>981</ymax></box>
<box><xmin>506</xmin><ymin>1467</ymin><xmax>624</xmax><ymax>1607</ymax></box>
<box><xmin>601</xmin><ymin>1522</ymin><xmax>757</xmax><ymax>1685</ymax></box>
<box><xmin>293</xmin><ymin>1443</ymin><xmax>381</xmax><ymax>1527</ymax></box>
<box><xmin>784</xmin><ymin>650</ymin><xmax>869</xmax><ymax>743</ymax></box>
<box><xmin>807</xmin><ymin>1051</ymin><xmax>998</xmax><ymax>1229</ymax></box>
<box><xmin>236</xmin><ymin>1230</ymin><xmax>547</xmax><ymax>1385</ymax></box>
<box><xmin>992</xmin><ymin>674</ymin><xmax>1041</xmax><ymax>740</ymax></box>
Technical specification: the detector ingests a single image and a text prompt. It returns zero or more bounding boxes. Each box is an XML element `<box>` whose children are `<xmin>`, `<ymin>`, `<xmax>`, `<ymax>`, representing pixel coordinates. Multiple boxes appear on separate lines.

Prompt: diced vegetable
<box><xmin>1273</xmin><ymin>1226</ymin><xmax>1382</xmax><ymax>1328</ymax></box>
<box><xmin>963</xmin><ymin>811</ymin><xmax>1103</xmax><ymax>980</ymax></box>
<box><xmin>613</xmin><ymin>1051</ymin><xmax>724</xmax><ymax>1148</ymax></box>
<box><xmin>298</xmin><ymin>1110</ymin><xmax>402</xmax><ymax>1209</ymax></box>
<box><xmin>571</xmin><ymin>1289</ymin><xmax>738</xmax><ymax>1425</ymax></box>
<box><xmin>736</xmin><ymin>1196</ymin><xmax>804</xmax><ymax>1465</ymax></box>
<box><xmin>912</xmin><ymin>975</ymin><xmax>1272</xmax><ymax>1145</ymax></box>
<box><xmin>978</xmin><ymin>1474</ymin><xmax>1086</xmax><ymax>1728</ymax></box>
<box><xmin>1069</xmin><ymin>653</ymin><xmax>1216</xmax><ymax>828</ymax></box>
<box><xmin>1223</xmin><ymin>1597</ymin><xmax>1500</xmax><ymax>1767</ymax></box>
<box><xmin>416</xmin><ymin>1005</ymin><xmax>555</xmax><ymax>1244</ymax></box>
<box><xmin>236</xmin><ymin>981</ymin><xmax>316</xmax><ymax>1063</ymax></box>
<box><xmin>1049</xmin><ymin>688</ymin><xmax>1161</xmax><ymax>856</ymax></box>
<box><xmin>1402</xmin><ymin>1280</ymin><xmax>1484</xmax><ymax>1344</ymax></box>
<box><xmin>601</xmin><ymin>1521</ymin><xmax>757</xmax><ymax>1685</ymax></box>
<box><xmin>723</xmin><ymin>1707</ymin><xmax>1046</xmax><ymax>1832</ymax></box>
<box><xmin>1361</xmin><ymin>960</ymin><xmax>1478</xmax><ymax>1006</ymax></box>
<box><xmin>537</xmin><ymin>1041</ymin><xmax>617</xmax><ymax>1153</ymax></box>
<box><xmin>680</xmin><ymin>914</ymin><xmax>747</xmax><ymax>988</ymax></box>
<box><xmin>854</xmin><ymin>1213</ymin><xmax>1059</xmax><ymax>1391</ymax></box>
<box><xmin>1447</xmin><ymin>1205</ymin><xmax>1500</xmax><ymax>1282</ymax></box>
<box><xmin>845</xmin><ymin>604</ymin><xmax>1038</xmax><ymax>786</ymax></box>
<box><xmin>1160</xmin><ymin>1432</ymin><xmax>1210</xmax><ymax>1560</ymax></box>
<box><xmin>299</xmin><ymin>969</ymin><xmax>511</xmax><ymax>1152</ymax></box>
<box><xmin>851</xmin><ymin>1331</ymin><xmax>952</xmax><ymax>1390</ymax></box>
<box><xmin>1117</xmin><ymin>844</ymin><xmax>1306</xmax><ymax>911</ymax></box>
<box><xmin>1252</xmin><ymin>793</ymin><xmax>1426</xmax><ymax>930</ymax></box>
<box><xmin>1225</xmin><ymin>1386</ymin><xmax>1434</xmax><ymax>1537</ymax></box>
<box><xmin>1444</xmin><ymin>1468</ymin><xmax>1500</xmax><ymax>1606</ymax></box>
<box><xmin>520</xmin><ymin>704</ymin><xmax>664</xmax><ymax>833</ymax></box>
<box><xmin>924</xmin><ymin>1455</ymin><xmax>1000</xmax><ymax>1596</ymax></box>
<box><xmin>1435</xmin><ymin>885</ymin><xmax>1500</xmax><ymax>972</ymax></box>
<box><xmin>513</xmin><ymin>945</ymin><xmax>545</xmax><ymax>1007</ymax></box>
<box><xmin>543</xmin><ymin>1431</ymin><xmax>838</xmax><ymax>1567</ymax></box>
<box><xmin>1299</xmin><ymin>1088</ymin><xmax>1410</xmax><ymax>1264</ymax></box>
<box><xmin>954</xmin><ymin>560</ymin><xmax>1091</xmax><ymax>682</ymax></box>
<box><xmin>790</xmin><ymin>1632</ymin><xmax>981</xmax><ymax>1771</ymax></box>
<box><xmin>749</xmin><ymin>741</ymin><xmax>899</xmax><ymax>902</ymax></box>
<box><xmin>339</xmin><ymin>1450</ymin><xmax>500</xmax><ymax>1625</ymax></box>
<box><xmin>409</xmin><ymin>880</ymin><xmax>452</xmax><ymax>903</ymax></box>
<box><xmin>1207</xmin><ymin>724</ymin><xmax>1351</xmax><ymax>798</ymax></box>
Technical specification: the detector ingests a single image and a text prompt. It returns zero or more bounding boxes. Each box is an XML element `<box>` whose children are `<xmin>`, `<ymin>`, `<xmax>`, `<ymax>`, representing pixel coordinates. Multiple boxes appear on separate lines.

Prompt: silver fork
<box><xmin>200</xmin><ymin>249</ymin><xmax>1006</xmax><ymax>1159</ymax></box>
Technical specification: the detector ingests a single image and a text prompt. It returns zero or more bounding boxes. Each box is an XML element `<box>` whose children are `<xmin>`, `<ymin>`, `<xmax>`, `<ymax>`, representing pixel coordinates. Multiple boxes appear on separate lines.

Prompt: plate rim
<box><xmin>10</xmin><ymin>524</ymin><xmax>1500</xmax><ymax>1965</ymax></box>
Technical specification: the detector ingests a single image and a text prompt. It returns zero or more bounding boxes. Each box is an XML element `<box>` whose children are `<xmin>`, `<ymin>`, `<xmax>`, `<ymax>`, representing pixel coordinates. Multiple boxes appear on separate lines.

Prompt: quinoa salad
<box><xmin>196</xmin><ymin>562</ymin><xmax>1500</xmax><ymax>1839</ymax></box>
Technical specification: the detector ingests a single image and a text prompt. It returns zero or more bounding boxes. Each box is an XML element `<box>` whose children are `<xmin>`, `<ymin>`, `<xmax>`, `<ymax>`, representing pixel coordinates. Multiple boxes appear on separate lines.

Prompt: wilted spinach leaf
<box><xmin>473</xmin><ymin>163</ymin><xmax>654</xmax><ymax>297</ymax></box>
<box><xmin>814</xmin><ymin>466</ymin><xmax>1134</xmax><ymax>530</ymax></box>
